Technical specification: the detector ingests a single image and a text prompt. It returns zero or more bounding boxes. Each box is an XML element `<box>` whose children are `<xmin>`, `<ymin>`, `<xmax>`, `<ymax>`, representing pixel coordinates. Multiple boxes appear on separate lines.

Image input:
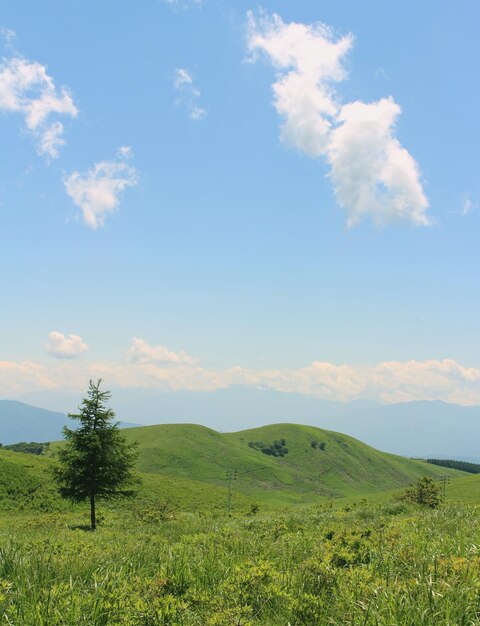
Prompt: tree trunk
<box><xmin>90</xmin><ymin>492</ymin><xmax>96</xmax><ymax>530</ymax></box>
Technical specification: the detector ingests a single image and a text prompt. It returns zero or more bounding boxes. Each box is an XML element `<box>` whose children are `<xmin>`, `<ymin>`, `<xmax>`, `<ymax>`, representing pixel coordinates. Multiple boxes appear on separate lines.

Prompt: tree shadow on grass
<box><xmin>67</xmin><ymin>523</ymin><xmax>95</xmax><ymax>532</ymax></box>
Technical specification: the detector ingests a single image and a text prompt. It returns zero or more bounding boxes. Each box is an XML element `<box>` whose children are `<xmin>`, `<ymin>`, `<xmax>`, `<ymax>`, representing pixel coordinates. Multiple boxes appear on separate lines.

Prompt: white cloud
<box><xmin>45</xmin><ymin>331</ymin><xmax>89</xmax><ymax>359</ymax></box>
<box><xmin>0</xmin><ymin>360</ymin><xmax>59</xmax><ymax>395</ymax></box>
<box><xmin>247</xmin><ymin>11</ymin><xmax>430</xmax><ymax>227</ymax></box>
<box><xmin>367</xmin><ymin>359</ymin><xmax>480</xmax><ymax>405</ymax></box>
<box><xmin>97</xmin><ymin>356</ymin><xmax>480</xmax><ymax>405</ymax></box>
<box><xmin>173</xmin><ymin>67</ymin><xmax>206</xmax><ymax>121</ymax></box>
<box><xmin>190</xmin><ymin>105</ymin><xmax>206</xmax><ymax>120</ymax></box>
<box><xmin>38</xmin><ymin>120</ymin><xmax>66</xmax><ymax>158</ymax></box>
<box><xmin>0</xmin><ymin>28</ymin><xmax>16</xmax><ymax>50</ymax></box>
<box><xmin>126</xmin><ymin>337</ymin><xmax>198</xmax><ymax>366</ymax></box>
<box><xmin>329</xmin><ymin>98</ymin><xmax>430</xmax><ymax>227</ymax></box>
<box><xmin>0</xmin><ymin>56</ymin><xmax>78</xmax><ymax>158</ymax></box>
<box><xmin>64</xmin><ymin>147</ymin><xmax>138</xmax><ymax>228</ymax></box>
<box><xmin>117</xmin><ymin>145</ymin><xmax>132</xmax><ymax>159</ymax></box>
<box><xmin>164</xmin><ymin>0</ymin><xmax>202</xmax><ymax>7</ymax></box>
<box><xmin>2</xmin><ymin>350</ymin><xmax>480</xmax><ymax>406</ymax></box>
<box><xmin>247</xmin><ymin>10</ymin><xmax>352</xmax><ymax>157</ymax></box>
<box><xmin>229</xmin><ymin>359</ymin><xmax>480</xmax><ymax>405</ymax></box>
<box><xmin>174</xmin><ymin>68</ymin><xmax>193</xmax><ymax>89</ymax></box>
<box><xmin>459</xmin><ymin>193</ymin><xmax>477</xmax><ymax>216</ymax></box>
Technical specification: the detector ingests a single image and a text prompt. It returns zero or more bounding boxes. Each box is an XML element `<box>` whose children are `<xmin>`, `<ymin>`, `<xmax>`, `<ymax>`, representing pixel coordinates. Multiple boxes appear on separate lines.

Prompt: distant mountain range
<box><xmin>0</xmin><ymin>400</ymin><xmax>137</xmax><ymax>445</ymax></box>
<box><xmin>5</xmin><ymin>387</ymin><xmax>480</xmax><ymax>460</ymax></box>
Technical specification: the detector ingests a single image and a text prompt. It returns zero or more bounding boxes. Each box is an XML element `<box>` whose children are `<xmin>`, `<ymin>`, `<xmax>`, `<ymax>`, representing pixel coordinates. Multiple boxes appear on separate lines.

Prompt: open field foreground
<box><xmin>2</xmin><ymin>501</ymin><xmax>480</xmax><ymax>625</ymax></box>
<box><xmin>1</xmin><ymin>425</ymin><xmax>479</xmax><ymax>625</ymax></box>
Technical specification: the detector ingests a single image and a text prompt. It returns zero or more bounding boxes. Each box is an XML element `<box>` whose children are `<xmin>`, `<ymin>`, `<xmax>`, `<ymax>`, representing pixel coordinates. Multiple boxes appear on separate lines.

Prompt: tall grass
<box><xmin>1</xmin><ymin>503</ymin><xmax>480</xmax><ymax>624</ymax></box>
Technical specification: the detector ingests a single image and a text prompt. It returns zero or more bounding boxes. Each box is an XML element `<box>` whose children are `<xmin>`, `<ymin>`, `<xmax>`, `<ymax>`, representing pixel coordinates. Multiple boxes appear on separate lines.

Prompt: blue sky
<box><xmin>1</xmin><ymin>0</ymin><xmax>479</xmax><ymax>406</ymax></box>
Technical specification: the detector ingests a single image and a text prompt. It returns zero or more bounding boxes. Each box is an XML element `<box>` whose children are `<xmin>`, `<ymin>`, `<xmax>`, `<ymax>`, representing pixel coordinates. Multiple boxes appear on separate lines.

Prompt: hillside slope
<box><xmin>0</xmin><ymin>449</ymin><xmax>65</xmax><ymax>511</ymax></box>
<box><xmin>445</xmin><ymin>474</ymin><xmax>480</xmax><ymax>503</ymax></box>
<box><xmin>0</xmin><ymin>447</ymin><xmax>254</xmax><ymax>514</ymax></box>
<box><xmin>121</xmin><ymin>422</ymin><xmax>463</xmax><ymax>505</ymax></box>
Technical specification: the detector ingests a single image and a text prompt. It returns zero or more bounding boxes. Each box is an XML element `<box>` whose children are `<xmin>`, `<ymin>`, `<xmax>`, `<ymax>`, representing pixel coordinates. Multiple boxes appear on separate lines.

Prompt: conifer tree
<box><xmin>54</xmin><ymin>379</ymin><xmax>138</xmax><ymax>529</ymax></box>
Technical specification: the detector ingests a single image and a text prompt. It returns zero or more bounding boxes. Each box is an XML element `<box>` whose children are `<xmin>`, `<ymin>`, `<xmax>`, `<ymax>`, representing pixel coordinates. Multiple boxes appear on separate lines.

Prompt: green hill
<box><xmin>0</xmin><ymin>449</ymin><xmax>66</xmax><ymax>511</ymax></box>
<box><xmin>445</xmin><ymin>473</ymin><xmax>480</xmax><ymax>503</ymax></box>
<box><xmin>0</xmin><ymin>447</ymin><xmax>254</xmax><ymax>513</ymax></box>
<box><xmin>5</xmin><ymin>422</ymin><xmax>466</xmax><ymax>512</ymax></box>
<box><xmin>120</xmin><ymin>422</ymin><xmax>463</xmax><ymax>506</ymax></box>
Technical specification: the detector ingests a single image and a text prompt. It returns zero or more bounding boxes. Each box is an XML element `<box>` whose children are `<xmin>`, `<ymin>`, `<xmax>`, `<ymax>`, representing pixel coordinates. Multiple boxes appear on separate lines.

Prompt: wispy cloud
<box><xmin>163</xmin><ymin>0</ymin><xmax>203</xmax><ymax>8</ymax></box>
<box><xmin>173</xmin><ymin>67</ymin><xmax>206</xmax><ymax>121</ymax></box>
<box><xmin>247</xmin><ymin>11</ymin><xmax>430</xmax><ymax>228</ymax></box>
<box><xmin>64</xmin><ymin>147</ymin><xmax>138</xmax><ymax>228</ymax></box>
<box><xmin>45</xmin><ymin>331</ymin><xmax>89</xmax><ymax>359</ymax></box>
<box><xmin>0</xmin><ymin>27</ymin><xmax>16</xmax><ymax>51</ymax></box>
<box><xmin>0</xmin><ymin>51</ymin><xmax>78</xmax><ymax>158</ymax></box>
<box><xmin>173</xmin><ymin>67</ymin><xmax>193</xmax><ymax>89</ymax></box>
<box><xmin>459</xmin><ymin>193</ymin><xmax>477</xmax><ymax>216</ymax></box>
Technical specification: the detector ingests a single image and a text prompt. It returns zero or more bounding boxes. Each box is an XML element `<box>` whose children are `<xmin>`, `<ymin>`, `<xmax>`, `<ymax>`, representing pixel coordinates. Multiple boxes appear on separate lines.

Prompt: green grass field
<box><xmin>2</xmin><ymin>499</ymin><xmax>480</xmax><ymax>625</ymax></box>
<box><xmin>2</xmin><ymin>422</ymin><xmax>480</xmax><ymax>624</ymax></box>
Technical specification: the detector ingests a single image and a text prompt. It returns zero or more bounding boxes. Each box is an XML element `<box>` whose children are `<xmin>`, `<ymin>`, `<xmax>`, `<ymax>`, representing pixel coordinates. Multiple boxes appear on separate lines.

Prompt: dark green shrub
<box><xmin>401</xmin><ymin>477</ymin><xmax>441</xmax><ymax>508</ymax></box>
<box><xmin>4</xmin><ymin>442</ymin><xmax>50</xmax><ymax>455</ymax></box>
<box><xmin>248</xmin><ymin>439</ymin><xmax>288</xmax><ymax>457</ymax></box>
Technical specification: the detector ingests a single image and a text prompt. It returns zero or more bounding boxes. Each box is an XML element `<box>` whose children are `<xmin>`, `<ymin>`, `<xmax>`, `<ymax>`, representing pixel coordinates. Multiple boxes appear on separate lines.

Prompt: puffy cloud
<box><xmin>368</xmin><ymin>359</ymin><xmax>480</xmax><ymax>405</ymax></box>
<box><xmin>126</xmin><ymin>337</ymin><xmax>198</xmax><ymax>366</ymax></box>
<box><xmin>2</xmin><ymin>351</ymin><xmax>480</xmax><ymax>406</ymax></box>
<box><xmin>223</xmin><ymin>359</ymin><xmax>480</xmax><ymax>405</ymax></box>
<box><xmin>247</xmin><ymin>11</ymin><xmax>430</xmax><ymax>227</ymax></box>
<box><xmin>247</xmin><ymin>10</ymin><xmax>352</xmax><ymax>157</ymax></box>
<box><xmin>45</xmin><ymin>331</ymin><xmax>89</xmax><ymax>359</ymax></box>
<box><xmin>329</xmin><ymin>98</ymin><xmax>430</xmax><ymax>226</ymax></box>
<box><xmin>64</xmin><ymin>147</ymin><xmax>138</xmax><ymax>228</ymax></box>
<box><xmin>0</xmin><ymin>55</ymin><xmax>78</xmax><ymax>158</ymax></box>
<box><xmin>104</xmin><ymin>357</ymin><xmax>480</xmax><ymax>404</ymax></box>
<box><xmin>173</xmin><ymin>67</ymin><xmax>206</xmax><ymax>121</ymax></box>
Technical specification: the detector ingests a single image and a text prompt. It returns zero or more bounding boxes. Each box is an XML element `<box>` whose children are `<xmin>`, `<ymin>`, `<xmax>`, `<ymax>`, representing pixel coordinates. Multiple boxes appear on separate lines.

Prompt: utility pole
<box><xmin>224</xmin><ymin>466</ymin><xmax>268</xmax><ymax>515</ymax></box>
<box><xmin>226</xmin><ymin>469</ymin><xmax>237</xmax><ymax>515</ymax></box>
<box><xmin>440</xmin><ymin>475</ymin><xmax>451</xmax><ymax>501</ymax></box>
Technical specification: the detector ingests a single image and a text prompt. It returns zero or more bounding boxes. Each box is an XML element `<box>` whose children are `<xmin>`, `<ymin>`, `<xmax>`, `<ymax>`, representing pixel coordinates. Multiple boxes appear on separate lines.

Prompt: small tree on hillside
<box><xmin>401</xmin><ymin>476</ymin><xmax>441</xmax><ymax>509</ymax></box>
<box><xmin>54</xmin><ymin>379</ymin><xmax>139</xmax><ymax>530</ymax></box>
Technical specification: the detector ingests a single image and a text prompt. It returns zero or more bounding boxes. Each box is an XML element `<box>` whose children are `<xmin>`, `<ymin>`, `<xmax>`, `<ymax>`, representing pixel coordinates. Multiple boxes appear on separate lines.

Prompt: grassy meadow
<box><xmin>1</xmin><ymin>423</ymin><xmax>480</xmax><ymax>624</ymax></box>
<box><xmin>2</xmin><ymin>498</ymin><xmax>480</xmax><ymax>625</ymax></box>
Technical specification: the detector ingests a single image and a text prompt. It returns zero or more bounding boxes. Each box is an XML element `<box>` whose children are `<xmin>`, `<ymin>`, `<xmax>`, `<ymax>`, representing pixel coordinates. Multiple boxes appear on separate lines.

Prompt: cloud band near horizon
<box><xmin>1</xmin><ymin>337</ymin><xmax>479</xmax><ymax>405</ymax></box>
